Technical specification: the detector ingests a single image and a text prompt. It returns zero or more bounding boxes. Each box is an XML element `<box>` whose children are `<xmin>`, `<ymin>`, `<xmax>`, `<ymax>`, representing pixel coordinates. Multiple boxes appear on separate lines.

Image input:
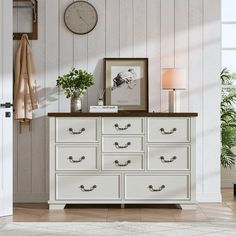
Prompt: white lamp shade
<box><xmin>162</xmin><ymin>68</ymin><xmax>187</xmax><ymax>90</ymax></box>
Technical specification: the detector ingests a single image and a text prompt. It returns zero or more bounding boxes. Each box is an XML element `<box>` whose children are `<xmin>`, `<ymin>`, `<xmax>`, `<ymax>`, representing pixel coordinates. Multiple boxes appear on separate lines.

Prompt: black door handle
<box><xmin>0</xmin><ymin>102</ymin><xmax>13</xmax><ymax>108</ymax></box>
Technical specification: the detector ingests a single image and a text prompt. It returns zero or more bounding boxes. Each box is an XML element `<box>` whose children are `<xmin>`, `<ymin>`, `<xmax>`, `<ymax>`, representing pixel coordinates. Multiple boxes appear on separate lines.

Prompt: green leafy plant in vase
<box><xmin>57</xmin><ymin>68</ymin><xmax>94</xmax><ymax>112</ymax></box>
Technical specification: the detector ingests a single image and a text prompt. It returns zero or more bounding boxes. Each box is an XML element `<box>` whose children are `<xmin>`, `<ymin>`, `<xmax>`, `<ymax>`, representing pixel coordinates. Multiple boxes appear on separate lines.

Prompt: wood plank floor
<box><xmin>10</xmin><ymin>189</ymin><xmax>236</xmax><ymax>222</ymax></box>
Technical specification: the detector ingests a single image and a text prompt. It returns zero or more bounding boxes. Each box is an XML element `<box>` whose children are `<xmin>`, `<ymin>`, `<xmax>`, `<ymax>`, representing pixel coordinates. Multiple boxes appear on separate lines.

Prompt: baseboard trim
<box><xmin>14</xmin><ymin>192</ymin><xmax>223</xmax><ymax>203</ymax></box>
<box><xmin>197</xmin><ymin>192</ymin><xmax>222</xmax><ymax>203</ymax></box>
<box><xmin>14</xmin><ymin>192</ymin><xmax>48</xmax><ymax>203</ymax></box>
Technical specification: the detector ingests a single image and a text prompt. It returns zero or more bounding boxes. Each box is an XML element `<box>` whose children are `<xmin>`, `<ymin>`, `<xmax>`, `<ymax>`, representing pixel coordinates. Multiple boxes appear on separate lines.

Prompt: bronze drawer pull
<box><xmin>68</xmin><ymin>156</ymin><xmax>85</xmax><ymax>163</ymax></box>
<box><xmin>160</xmin><ymin>128</ymin><xmax>177</xmax><ymax>135</ymax></box>
<box><xmin>69</xmin><ymin>127</ymin><xmax>85</xmax><ymax>134</ymax></box>
<box><xmin>114</xmin><ymin>142</ymin><xmax>131</xmax><ymax>149</ymax></box>
<box><xmin>114</xmin><ymin>160</ymin><xmax>131</xmax><ymax>167</ymax></box>
<box><xmin>80</xmin><ymin>185</ymin><xmax>97</xmax><ymax>192</ymax></box>
<box><xmin>160</xmin><ymin>156</ymin><xmax>177</xmax><ymax>163</ymax></box>
<box><xmin>148</xmin><ymin>185</ymin><xmax>165</xmax><ymax>192</ymax></box>
<box><xmin>114</xmin><ymin>123</ymin><xmax>131</xmax><ymax>130</ymax></box>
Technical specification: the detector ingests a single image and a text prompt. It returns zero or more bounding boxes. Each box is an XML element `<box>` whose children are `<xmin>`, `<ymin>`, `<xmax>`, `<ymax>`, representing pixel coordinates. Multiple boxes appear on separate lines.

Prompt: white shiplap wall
<box><xmin>13</xmin><ymin>0</ymin><xmax>221</xmax><ymax>202</ymax></box>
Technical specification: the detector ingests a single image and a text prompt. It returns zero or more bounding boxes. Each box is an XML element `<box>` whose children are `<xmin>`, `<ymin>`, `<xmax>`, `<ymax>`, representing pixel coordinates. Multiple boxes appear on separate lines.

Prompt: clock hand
<box><xmin>79</xmin><ymin>15</ymin><xmax>90</xmax><ymax>27</ymax></box>
<box><xmin>76</xmin><ymin>9</ymin><xmax>89</xmax><ymax>26</ymax></box>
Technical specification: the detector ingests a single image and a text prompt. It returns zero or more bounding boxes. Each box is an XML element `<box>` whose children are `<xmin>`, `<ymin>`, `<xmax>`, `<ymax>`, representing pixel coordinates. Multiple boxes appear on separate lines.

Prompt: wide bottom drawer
<box><xmin>56</xmin><ymin>175</ymin><xmax>121</xmax><ymax>200</ymax></box>
<box><xmin>125</xmin><ymin>175</ymin><xmax>190</xmax><ymax>200</ymax></box>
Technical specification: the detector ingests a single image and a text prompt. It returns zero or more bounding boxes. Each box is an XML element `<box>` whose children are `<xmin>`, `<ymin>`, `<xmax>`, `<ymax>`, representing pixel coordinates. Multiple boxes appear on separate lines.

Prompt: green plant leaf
<box><xmin>221</xmin><ymin>68</ymin><xmax>236</xmax><ymax>168</ymax></box>
<box><xmin>56</xmin><ymin>68</ymin><xmax>94</xmax><ymax>99</ymax></box>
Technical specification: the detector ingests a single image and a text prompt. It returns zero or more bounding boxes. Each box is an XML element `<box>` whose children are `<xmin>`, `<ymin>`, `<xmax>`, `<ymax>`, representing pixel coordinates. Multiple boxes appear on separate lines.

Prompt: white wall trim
<box><xmin>0</xmin><ymin>0</ymin><xmax>13</xmax><ymax>217</ymax></box>
<box><xmin>197</xmin><ymin>192</ymin><xmax>222</xmax><ymax>203</ymax></box>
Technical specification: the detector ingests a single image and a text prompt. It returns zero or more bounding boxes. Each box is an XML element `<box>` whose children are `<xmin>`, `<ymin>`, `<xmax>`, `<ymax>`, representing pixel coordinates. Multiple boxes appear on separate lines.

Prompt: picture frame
<box><xmin>104</xmin><ymin>58</ymin><xmax>149</xmax><ymax>112</ymax></box>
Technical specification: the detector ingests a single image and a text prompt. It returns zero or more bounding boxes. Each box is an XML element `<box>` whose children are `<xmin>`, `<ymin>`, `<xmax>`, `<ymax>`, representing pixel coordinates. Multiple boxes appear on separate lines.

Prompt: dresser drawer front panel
<box><xmin>103</xmin><ymin>136</ymin><xmax>144</xmax><ymax>152</ymax></box>
<box><xmin>56</xmin><ymin>175</ymin><xmax>120</xmax><ymax>200</ymax></box>
<box><xmin>56</xmin><ymin>145</ymin><xmax>98</xmax><ymax>171</ymax></box>
<box><xmin>102</xmin><ymin>117</ymin><xmax>144</xmax><ymax>134</ymax></box>
<box><xmin>147</xmin><ymin>145</ymin><xmax>190</xmax><ymax>171</ymax></box>
<box><xmin>56</xmin><ymin>118</ymin><xmax>98</xmax><ymax>142</ymax></box>
<box><xmin>102</xmin><ymin>153</ymin><xmax>144</xmax><ymax>170</ymax></box>
<box><xmin>125</xmin><ymin>175</ymin><xmax>190</xmax><ymax>200</ymax></box>
<box><xmin>147</xmin><ymin>118</ymin><xmax>190</xmax><ymax>142</ymax></box>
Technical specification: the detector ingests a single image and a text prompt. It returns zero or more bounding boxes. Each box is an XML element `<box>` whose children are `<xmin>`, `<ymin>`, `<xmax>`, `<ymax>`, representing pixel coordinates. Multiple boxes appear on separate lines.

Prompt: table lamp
<box><xmin>162</xmin><ymin>68</ymin><xmax>187</xmax><ymax>112</ymax></box>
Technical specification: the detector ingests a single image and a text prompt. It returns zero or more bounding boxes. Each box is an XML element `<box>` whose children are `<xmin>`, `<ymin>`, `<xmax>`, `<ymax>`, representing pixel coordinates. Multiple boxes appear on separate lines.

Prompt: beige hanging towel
<box><xmin>14</xmin><ymin>34</ymin><xmax>38</xmax><ymax>128</ymax></box>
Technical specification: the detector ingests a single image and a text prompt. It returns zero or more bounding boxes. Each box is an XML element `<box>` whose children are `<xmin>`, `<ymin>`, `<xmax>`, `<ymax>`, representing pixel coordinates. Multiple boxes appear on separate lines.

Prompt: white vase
<box><xmin>98</xmin><ymin>98</ymin><xmax>104</xmax><ymax>106</ymax></box>
<box><xmin>71</xmin><ymin>96</ymin><xmax>82</xmax><ymax>113</ymax></box>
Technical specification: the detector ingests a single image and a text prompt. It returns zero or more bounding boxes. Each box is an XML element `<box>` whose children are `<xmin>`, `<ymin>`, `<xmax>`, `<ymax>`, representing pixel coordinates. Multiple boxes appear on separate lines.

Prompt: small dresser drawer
<box><xmin>125</xmin><ymin>175</ymin><xmax>190</xmax><ymax>200</ymax></box>
<box><xmin>56</xmin><ymin>145</ymin><xmax>98</xmax><ymax>171</ymax></box>
<box><xmin>102</xmin><ymin>117</ymin><xmax>144</xmax><ymax>134</ymax></box>
<box><xmin>147</xmin><ymin>118</ymin><xmax>190</xmax><ymax>142</ymax></box>
<box><xmin>147</xmin><ymin>145</ymin><xmax>190</xmax><ymax>171</ymax></box>
<box><xmin>56</xmin><ymin>118</ymin><xmax>98</xmax><ymax>143</ymax></box>
<box><xmin>102</xmin><ymin>153</ymin><xmax>144</xmax><ymax>170</ymax></box>
<box><xmin>103</xmin><ymin>136</ymin><xmax>144</xmax><ymax>152</ymax></box>
<box><xmin>56</xmin><ymin>175</ymin><xmax>120</xmax><ymax>200</ymax></box>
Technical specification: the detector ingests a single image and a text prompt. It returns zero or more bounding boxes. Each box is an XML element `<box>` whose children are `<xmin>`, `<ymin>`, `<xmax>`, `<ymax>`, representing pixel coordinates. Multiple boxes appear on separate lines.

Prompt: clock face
<box><xmin>64</xmin><ymin>1</ymin><xmax>98</xmax><ymax>35</ymax></box>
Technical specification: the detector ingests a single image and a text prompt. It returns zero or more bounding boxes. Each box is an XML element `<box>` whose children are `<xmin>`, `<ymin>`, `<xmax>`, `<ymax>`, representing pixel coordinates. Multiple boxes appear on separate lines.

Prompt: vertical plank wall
<box><xmin>13</xmin><ymin>0</ymin><xmax>221</xmax><ymax>202</ymax></box>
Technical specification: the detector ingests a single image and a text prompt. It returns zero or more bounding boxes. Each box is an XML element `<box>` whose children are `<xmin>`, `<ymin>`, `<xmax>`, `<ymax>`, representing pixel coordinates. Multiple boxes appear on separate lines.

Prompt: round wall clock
<box><xmin>64</xmin><ymin>1</ymin><xmax>98</xmax><ymax>35</ymax></box>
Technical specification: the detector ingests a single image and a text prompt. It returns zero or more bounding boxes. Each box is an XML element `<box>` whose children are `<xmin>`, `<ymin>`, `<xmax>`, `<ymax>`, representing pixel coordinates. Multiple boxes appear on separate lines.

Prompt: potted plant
<box><xmin>221</xmin><ymin>68</ymin><xmax>236</xmax><ymax>168</ymax></box>
<box><xmin>57</xmin><ymin>68</ymin><xmax>94</xmax><ymax>112</ymax></box>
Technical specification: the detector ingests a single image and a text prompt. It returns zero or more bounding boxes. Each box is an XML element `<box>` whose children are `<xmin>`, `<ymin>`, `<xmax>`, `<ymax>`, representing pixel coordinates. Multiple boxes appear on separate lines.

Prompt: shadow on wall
<box><xmin>37</xmin><ymin>86</ymin><xmax>59</xmax><ymax>110</ymax></box>
<box><xmin>14</xmin><ymin>115</ymin><xmax>48</xmax><ymax>201</ymax></box>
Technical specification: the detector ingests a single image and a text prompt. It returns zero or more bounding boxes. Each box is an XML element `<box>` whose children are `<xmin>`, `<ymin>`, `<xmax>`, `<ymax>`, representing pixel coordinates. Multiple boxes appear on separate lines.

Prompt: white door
<box><xmin>0</xmin><ymin>0</ymin><xmax>13</xmax><ymax>217</ymax></box>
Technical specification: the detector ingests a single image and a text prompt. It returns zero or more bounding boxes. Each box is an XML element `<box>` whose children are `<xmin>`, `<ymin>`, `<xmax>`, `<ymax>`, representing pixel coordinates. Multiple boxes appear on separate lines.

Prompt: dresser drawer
<box><xmin>125</xmin><ymin>175</ymin><xmax>190</xmax><ymax>200</ymax></box>
<box><xmin>56</xmin><ymin>145</ymin><xmax>98</xmax><ymax>171</ymax></box>
<box><xmin>102</xmin><ymin>117</ymin><xmax>144</xmax><ymax>134</ymax></box>
<box><xmin>102</xmin><ymin>153</ymin><xmax>144</xmax><ymax>170</ymax></box>
<box><xmin>147</xmin><ymin>118</ymin><xmax>190</xmax><ymax>142</ymax></box>
<box><xmin>103</xmin><ymin>136</ymin><xmax>144</xmax><ymax>152</ymax></box>
<box><xmin>56</xmin><ymin>175</ymin><xmax>120</xmax><ymax>200</ymax></box>
<box><xmin>56</xmin><ymin>118</ymin><xmax>98</xmax><ymax>143</ymax></box>
<box><xmin>147</xmin><ymin>145</ymin><xmax>190</xmax><ymax>171</ymax></box>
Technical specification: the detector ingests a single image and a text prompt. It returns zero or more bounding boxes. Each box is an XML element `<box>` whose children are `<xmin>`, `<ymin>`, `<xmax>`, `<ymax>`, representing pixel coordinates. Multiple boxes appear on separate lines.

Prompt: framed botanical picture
<box><xmin>104</xmin><ymin>58</ymin><xmax>148</xmax><ymax>111</ymax></box>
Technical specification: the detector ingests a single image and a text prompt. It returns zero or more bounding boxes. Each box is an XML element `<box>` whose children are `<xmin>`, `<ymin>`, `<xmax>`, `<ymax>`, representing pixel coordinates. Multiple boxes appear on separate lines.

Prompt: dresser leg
<box><xmin>49</xmin><ymin>204</ymin><xmax>66</xmax><ymax>210</ymax></box>
<box><xmin>121</xmin><ymin>204</ymin><xmax>125</xmax><ymax>209</ymax></box>
<box><xmin>179</xmin><ymin>204</ymin><xmax>197</xmax><ymax>210</ymax></box>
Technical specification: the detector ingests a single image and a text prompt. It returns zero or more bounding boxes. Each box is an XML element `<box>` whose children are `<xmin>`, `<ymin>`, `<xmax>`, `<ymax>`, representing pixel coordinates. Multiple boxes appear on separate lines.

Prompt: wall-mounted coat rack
<box><xmin>13</xmin><ymin>0</ymin><xmax>38</xmax><ymax>40</ymax></box>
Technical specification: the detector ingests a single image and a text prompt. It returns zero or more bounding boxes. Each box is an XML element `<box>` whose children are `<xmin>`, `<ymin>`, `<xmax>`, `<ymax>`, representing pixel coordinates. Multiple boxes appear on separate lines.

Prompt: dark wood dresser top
<box><xmin>48</xmin><ymin>112</ymin><xmax>198</xmax><ymax>117</ymax></box>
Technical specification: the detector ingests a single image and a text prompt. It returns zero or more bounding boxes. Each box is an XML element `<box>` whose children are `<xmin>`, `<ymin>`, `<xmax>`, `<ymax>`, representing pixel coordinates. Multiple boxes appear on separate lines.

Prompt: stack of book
<box><xmin>89</xmin><ymin>106</ymin><xmax>118</xmax><ymax>113</ymax></box>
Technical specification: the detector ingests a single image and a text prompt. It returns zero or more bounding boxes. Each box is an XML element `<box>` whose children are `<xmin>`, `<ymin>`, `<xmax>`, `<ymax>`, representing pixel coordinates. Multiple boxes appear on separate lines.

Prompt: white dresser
<box><xmin>48</xmin><ymin>112</ymin><xmax>197</xmax><ymax>210</ymax></box>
